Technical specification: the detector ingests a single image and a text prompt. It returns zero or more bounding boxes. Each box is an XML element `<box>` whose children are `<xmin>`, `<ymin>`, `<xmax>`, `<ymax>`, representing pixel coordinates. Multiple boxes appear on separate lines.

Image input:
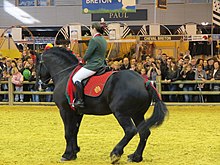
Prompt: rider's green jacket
<box><xmin>83</xmin><ymin>35</ymin><xmax>107</xmax><ymax>71</ymax></box>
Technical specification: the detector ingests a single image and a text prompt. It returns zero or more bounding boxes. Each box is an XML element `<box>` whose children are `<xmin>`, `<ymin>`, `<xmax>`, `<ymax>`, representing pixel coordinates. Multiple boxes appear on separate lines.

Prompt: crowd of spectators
<box><xmin>0</xmin><ymin>49</ymin><xmax>54</xmax><ymax>102</ymax></box>
<box><xmin>107</xmin><ymin>49</ymin><xmax>220</xmax><ymax>102</ymax></box>
<box><xmin>1</xmin><ymin>47</ymin><xmax>220</xmax><ymax>103</ymax></box>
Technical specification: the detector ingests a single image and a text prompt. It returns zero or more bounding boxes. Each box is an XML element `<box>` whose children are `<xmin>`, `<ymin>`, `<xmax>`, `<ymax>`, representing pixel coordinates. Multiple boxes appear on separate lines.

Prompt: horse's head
<box><xmin>35</xmin><ymin>47</ymin><xmax>79</xmax><ymax>90</ymax></box>
<box><xmin>35</xmin><ymin>53</ymin><xmax>51</xmax><ymax>90</ymax></box>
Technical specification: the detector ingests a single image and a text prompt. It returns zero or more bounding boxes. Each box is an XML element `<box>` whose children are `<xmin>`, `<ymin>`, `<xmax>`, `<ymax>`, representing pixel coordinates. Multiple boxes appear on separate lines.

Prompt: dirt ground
<box><xmin>0</xmin><ymin>106</ymin><xmax>219</xmax><ymax>165</ymax></box>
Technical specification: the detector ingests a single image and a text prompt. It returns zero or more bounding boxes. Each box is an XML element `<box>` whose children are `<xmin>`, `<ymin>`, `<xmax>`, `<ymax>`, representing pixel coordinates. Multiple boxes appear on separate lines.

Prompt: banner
<box><xmin>157</xmin><ymin>0</ymin><xmax>167</xmax><ymax>10</ymax></box>
<box><xmin>140</xmin><ymin>35</ymin><xmax>182</xmax><ymax>41</ymax></box>
<box><xmin>213</xmin><ymin>0</ymin><xmax>220</xmax><ymax>27</ymax></box>
<box><xmin>91</xmin><ymin>9</ymin><xmax>147</xmax><ymax>21</ymax></box>
<box><xmin>82</xmin><ymin>0</ymin><xmax>136</xmax><ymax>14</ymax></box>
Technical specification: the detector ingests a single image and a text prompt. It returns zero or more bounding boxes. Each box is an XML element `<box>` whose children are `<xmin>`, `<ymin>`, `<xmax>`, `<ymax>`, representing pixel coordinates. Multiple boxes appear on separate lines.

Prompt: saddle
<box><xmin>66</xmin><ymin>65</ymin><xmax>116</xmax><ymax>110</ymax></box>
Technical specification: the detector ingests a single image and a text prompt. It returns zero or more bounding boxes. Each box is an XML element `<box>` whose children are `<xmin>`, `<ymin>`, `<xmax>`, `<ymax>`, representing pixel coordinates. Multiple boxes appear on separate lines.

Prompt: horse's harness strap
<box><xmin>38</xmin><ymin>53</ymin><xmax>78</xmax><ymax>85</ymax></box>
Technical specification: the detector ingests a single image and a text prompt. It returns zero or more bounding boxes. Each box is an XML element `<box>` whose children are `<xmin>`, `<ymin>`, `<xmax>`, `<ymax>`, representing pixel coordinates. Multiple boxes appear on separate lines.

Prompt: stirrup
<box><xmin>74</xmin><ymin>100</ymin><xmax>85</xmax><ymax>108</ymax></box>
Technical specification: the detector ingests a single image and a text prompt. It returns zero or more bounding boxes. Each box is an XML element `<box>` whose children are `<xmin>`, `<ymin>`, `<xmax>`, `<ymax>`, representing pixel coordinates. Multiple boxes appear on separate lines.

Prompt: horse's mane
<box><xmin>44</xmin><ymin>47</ymin><xmax>79</xmax><ymax>66</ymax></box>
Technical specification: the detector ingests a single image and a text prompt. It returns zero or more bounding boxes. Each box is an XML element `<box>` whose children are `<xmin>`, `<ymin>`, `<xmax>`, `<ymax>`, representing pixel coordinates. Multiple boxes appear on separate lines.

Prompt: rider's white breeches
<box><xmin>72</xmin><ymin>67</ymin><xmax>96</xmax><ymax>83</ymax></box>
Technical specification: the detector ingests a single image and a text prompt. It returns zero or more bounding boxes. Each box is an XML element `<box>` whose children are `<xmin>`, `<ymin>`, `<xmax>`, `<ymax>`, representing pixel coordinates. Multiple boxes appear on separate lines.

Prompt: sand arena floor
<box><xmin>0</xmin><ymin>106</ymin><xmax>219</xmax><ymax>165</ymax></box>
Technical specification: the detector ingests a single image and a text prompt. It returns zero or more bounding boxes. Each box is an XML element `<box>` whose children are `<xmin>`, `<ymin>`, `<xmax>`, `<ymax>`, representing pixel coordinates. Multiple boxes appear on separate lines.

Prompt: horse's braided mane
<box><xmin>44</xmin><ymin>47</ymin><xmax>79</xmax><ymax>65</ymax></box>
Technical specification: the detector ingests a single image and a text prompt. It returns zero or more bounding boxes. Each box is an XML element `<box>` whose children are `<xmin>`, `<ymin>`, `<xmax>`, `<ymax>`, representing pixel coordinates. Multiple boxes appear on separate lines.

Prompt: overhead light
<box><xmin>201</xmin><ymin>22</ymin><xmax>209</xmax><ymax>26</ymax></box>
<box><xmin>4</xmin><ymin>0</ymin><xmax>40</xmax><ymax>24</ymax></box>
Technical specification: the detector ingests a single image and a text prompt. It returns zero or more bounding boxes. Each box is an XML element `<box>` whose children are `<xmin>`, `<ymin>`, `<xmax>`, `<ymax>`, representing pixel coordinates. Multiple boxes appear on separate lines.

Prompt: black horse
<box><xmin>36</xmin><ymin>47</ymin><xmax>168</xmax><ymax>164</ymax></box>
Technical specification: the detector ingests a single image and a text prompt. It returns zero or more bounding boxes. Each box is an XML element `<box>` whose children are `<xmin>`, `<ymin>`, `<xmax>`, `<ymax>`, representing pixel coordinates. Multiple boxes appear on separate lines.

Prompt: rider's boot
<box><xmin>74</xmin><ymin>81</ymin><xmax>85</xmax><ymax>108</ymax></box>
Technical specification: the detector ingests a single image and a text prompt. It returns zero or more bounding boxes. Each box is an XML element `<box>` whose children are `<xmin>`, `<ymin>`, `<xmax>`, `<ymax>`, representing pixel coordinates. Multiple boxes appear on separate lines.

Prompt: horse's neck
<box><xmin>47</xmin><ymin>61</ymin><xmax>73</xmax><ymax>84</ymax></box>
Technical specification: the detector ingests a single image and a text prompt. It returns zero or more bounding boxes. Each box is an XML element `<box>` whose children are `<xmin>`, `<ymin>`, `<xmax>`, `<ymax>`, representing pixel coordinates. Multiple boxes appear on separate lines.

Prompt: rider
<box><xmin>72</xmin><ymin>22</ymin><xmax>107</xmax><ymax>108</ymax></box>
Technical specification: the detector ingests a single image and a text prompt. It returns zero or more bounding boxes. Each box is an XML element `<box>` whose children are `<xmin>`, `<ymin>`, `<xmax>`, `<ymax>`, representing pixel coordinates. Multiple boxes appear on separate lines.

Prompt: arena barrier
<box><xmin>156</xmin><ymin>76</ymin><xmax>220</xmax><ymax>106</ymax></box>
<box><xmin>0</xmin><ymin>77</ymin><xmax>220</xmax><ymax>106</ymax></box>
<box><xmin>0</xmin><ymin>78</ymin><xmax>55</xmax><ymax>106</ymax></box>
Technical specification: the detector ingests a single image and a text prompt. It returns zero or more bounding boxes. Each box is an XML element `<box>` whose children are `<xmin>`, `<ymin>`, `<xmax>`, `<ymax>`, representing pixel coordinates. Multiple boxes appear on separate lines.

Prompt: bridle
<box><xmin>38</xmin><ymin>53</ymin><xmax>78</xmax><ymax>87</ymax></box>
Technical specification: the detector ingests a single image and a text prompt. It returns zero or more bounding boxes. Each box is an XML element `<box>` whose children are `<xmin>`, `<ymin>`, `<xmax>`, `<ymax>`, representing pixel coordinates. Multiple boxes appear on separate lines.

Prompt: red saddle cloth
<box><xmin>66</xmin><ymin>66</ymin><xmax>116</xmax><ymax>110</ymax></box>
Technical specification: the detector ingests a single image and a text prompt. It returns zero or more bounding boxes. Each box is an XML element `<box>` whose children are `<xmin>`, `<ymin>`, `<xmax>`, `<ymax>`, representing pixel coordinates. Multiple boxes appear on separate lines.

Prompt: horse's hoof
<box><xmin>127</xmin><ymin>154</ymin><xmax>143</xmax><ymax>162</ymax></box>
<box><xmin>60</xmin><ymin>155</ymin><xmax>77</xmax><ymax>162</ymax></box>
<box><xmin>60</xmin><ymin>157</ymin><xmax>69</xmax><ymax>162</ymax></box>
<box><xmin>111</xmin><ymin>154</ymin><xmax>121</xmax><ymax>164</ymax></box>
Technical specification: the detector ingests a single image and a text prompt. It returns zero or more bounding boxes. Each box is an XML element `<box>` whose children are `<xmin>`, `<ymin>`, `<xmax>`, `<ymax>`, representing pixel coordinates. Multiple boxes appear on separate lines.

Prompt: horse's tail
<box><xmin>139</xmin><ymin>81</ymin><xmax>168</xmax><ymax>131</ymax></box>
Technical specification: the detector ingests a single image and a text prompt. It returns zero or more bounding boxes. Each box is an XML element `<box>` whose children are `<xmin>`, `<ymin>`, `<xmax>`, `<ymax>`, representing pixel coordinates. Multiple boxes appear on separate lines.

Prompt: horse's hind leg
<box><xmin>60</xmin><ymin>108</ymin><xmax>83</xmax><ymax>161</ymax></box>
<box><xmin>110</xmin><ymin>112</ymin><xmax>137</xmax><ymax>164</ymax></box>
<box><xmin>128</xmin><ymin>114</ymin><xmax>151</xmax><ymax>162</ymax></box>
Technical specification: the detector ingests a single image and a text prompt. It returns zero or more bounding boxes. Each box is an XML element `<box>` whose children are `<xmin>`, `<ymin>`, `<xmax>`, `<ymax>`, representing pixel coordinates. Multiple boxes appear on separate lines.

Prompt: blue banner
<box><xmin>82</xmin><ymin>0</ymin><xmax>136</xmax><ymax>14</ymax></box>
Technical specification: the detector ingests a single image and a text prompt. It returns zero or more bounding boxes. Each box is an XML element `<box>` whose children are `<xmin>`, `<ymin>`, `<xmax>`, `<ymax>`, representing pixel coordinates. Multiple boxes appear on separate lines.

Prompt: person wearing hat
<box><xmin>44</xmin><ymin>43</ymin><xmax>53</xmax><ymax>51</ymax></box>
<box><xmin>72</xmin><ymin>22</ymin><xmax>107</xmax><ymax>108</ymax></box>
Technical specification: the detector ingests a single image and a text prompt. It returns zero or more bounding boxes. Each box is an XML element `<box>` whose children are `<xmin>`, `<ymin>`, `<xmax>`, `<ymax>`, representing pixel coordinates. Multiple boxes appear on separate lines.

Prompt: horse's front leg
<box><xmin>59</xmin><ymin>107</ymin><xmax>83</xmax><ymax>161</ymax></box>
<box><xmin>110</xmin><ymin>112</ymin><xmax>137</xmax><ymax>164</ymax></box>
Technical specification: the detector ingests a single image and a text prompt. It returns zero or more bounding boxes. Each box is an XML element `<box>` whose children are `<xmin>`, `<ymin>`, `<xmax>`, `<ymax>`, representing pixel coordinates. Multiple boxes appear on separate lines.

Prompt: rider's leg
<box><xmin>72</xmin><ymin>67</ymin><xmax>95</xmax><ymax>108</ymax></box>
<box><xmin>74</xmin><ymin>81</ymin><xmax>84</xmax><ymax>108</ymax></box>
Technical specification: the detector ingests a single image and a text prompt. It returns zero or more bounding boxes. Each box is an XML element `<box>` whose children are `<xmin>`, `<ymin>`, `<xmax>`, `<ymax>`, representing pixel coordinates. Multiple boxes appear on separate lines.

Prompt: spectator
<box><xmin>160</xmin><ymin>53</ymin><xmax>168</xmax><ymax>80</ymax></box>
<box><xmin>111</xmin><ymin>61</ymin><xmax>121</xmax><ymax>71</ymax></box>
<box><xmin>180</xmin><ymin>64</ymin><xmax>195</xmax><ymax>102</ymax></box>
<box><xmin>147</xmin><ymin>62</ymin><xmax>161</xmax><ymax>87</ymax></box>
<box><xmin>194</xmin><ymin>64</ymin><xmax>208</xmax><ymax>102</ymax></box>
<box><xmin>165</xmin><ymin>60</ymin><xmax>180</xmax><ymax>102</ymax></box>
<box><xmin>205</xmin><ymin>58</ymin><xmax>214</xmax><ymax>80</ymax></box>
<box><xmin>183</xmin><ymin>50</ymin><xmax>192</xmax><ymax>62</ymax></box>
<box><xmin>190</xmin><ymin>57</ymin><xmax>197</xmax><ymax>71</ymax></box>
<box><xmin>183</xmin><ymin>56</ymin><xmax>190</xmax><ymax>65</ymax></box>
<box><xmin>120</xmin><ymin>57</ymin><xmax>130</xmax><ymax>70</ymax></box>
<box><xmin>5</xmin><ymin>58</ymin><xmax>13</xmax><ymax>75</ymax></box>
<box><xmin>17</xmin><ymin>60</ymin><xmax>23</xmax><ymax>72</ymax></box>
<box><xmin>196</xmin><ymin>58</ymin><xmax>204</xmax><ymax>67</ymax></box>
<box><xmin>1</xmin><ymin>68</ymin><xmax>10</xmax><ymax>101</ymax></box>
<box><xmin>22</xmin><ymin>61</ymin><xmax>32</xmax><ymax>102</ymax></box>
<box><xmin>11</xmin><ymin>60</ymin><xmax>17</xmax><ymax>69</ymax></box>
<box><xmin>136</xmin><ymin>62</ymin><xmax>143</xmax><ymax>74</ymax></box>
<box><xmin>11</xmin><ymin>67</ymin><xmax>24</xmax><ymax>102</ymax></box>
<box><xmin>178</xmin><ymin>52</ymin><xmax>184</xmax><ymax>60</ymax></box>
<box><xmin>207</xmin><ymin>61</ymin><xmax>220</xmax><ymax>102</ymax></box>
<box><xmin>130</xmin><ymin>58</ymin><xmax>137</xmax><ymax>66</ymax></box>
<box><xmin>166</xmin><ymin>56</ymin><xmax>173</xmax><ymax>67</ymax></box>
<box><xmin>159</xmin><ymin>53</ymin><xmax>169</xmax><ymax>101</ymax></box>
<box><xmin>143</xmin><ymin>55</ymin><xmax>151</xmax><ymax>72</ymax></box>
<box><xmin>29</xmin><ymin>50</ymin><xmax>37</xmax><ymax>64</ymax></box>
<box><xmin>140</xmin><ymin>68</ymin><xmax>148</xmax><ymax>81</ymax></box>
<box><xmin>130</xmin><ymin>63</ymin><xmax>137</xmax><ymax>71</ymax></box>
<box><xmin>207</xmin><ymin>58</ymin><xmax>214</xmax><ymax>70</ymax></box>
<box><xmin>28</xmin><ymin>68</ymin><xmax>39</xmax><ymax>102</ymax></box>
<box><xmin>156</xmin><ymin>48</ymin><xmax>163</xmax><ymax>60</ymax></box>
<box><xmin>26</xmin><ymin>57</ymin><xmax>35</xmax><ymax>71</ymax></box>
<box><xmin>141</xmin><ymin>50</ymin><xmax>147</xmax><ymax>62</ymax></box>
<box><xmin>177</xmin><ymin>58</ymin><xmax>184</xmax><ymax>71</ymax></box>
<box><xmin>195</xmin><ymin>64</ymin><xmax>207</xmax><ymax>81</ymax></box>
<box><xmin>1</xmin><ymin>58</ymin><xmax>12</xmax><ymax>102</ymax></box>
<box><xmin>203</xmin><ymin>60</ymin><xmax>208</xmax><ymax>72</ymax></box>
<box><xmin>21</xmin><ymin>50</ymin><xmax>30</xmax><ymax>61</ymax></box>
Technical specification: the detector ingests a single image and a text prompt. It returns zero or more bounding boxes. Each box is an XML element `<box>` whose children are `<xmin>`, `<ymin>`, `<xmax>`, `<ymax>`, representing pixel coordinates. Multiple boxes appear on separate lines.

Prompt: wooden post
<box><xmin>156</xmin><ymin>76</ymin><xmax>162</xmax><ymax>95</ymax></box>
<box><xmin>8</xmin><ymin>77</ymin><xmax>14</xmax><ymax>105</ymax></box>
